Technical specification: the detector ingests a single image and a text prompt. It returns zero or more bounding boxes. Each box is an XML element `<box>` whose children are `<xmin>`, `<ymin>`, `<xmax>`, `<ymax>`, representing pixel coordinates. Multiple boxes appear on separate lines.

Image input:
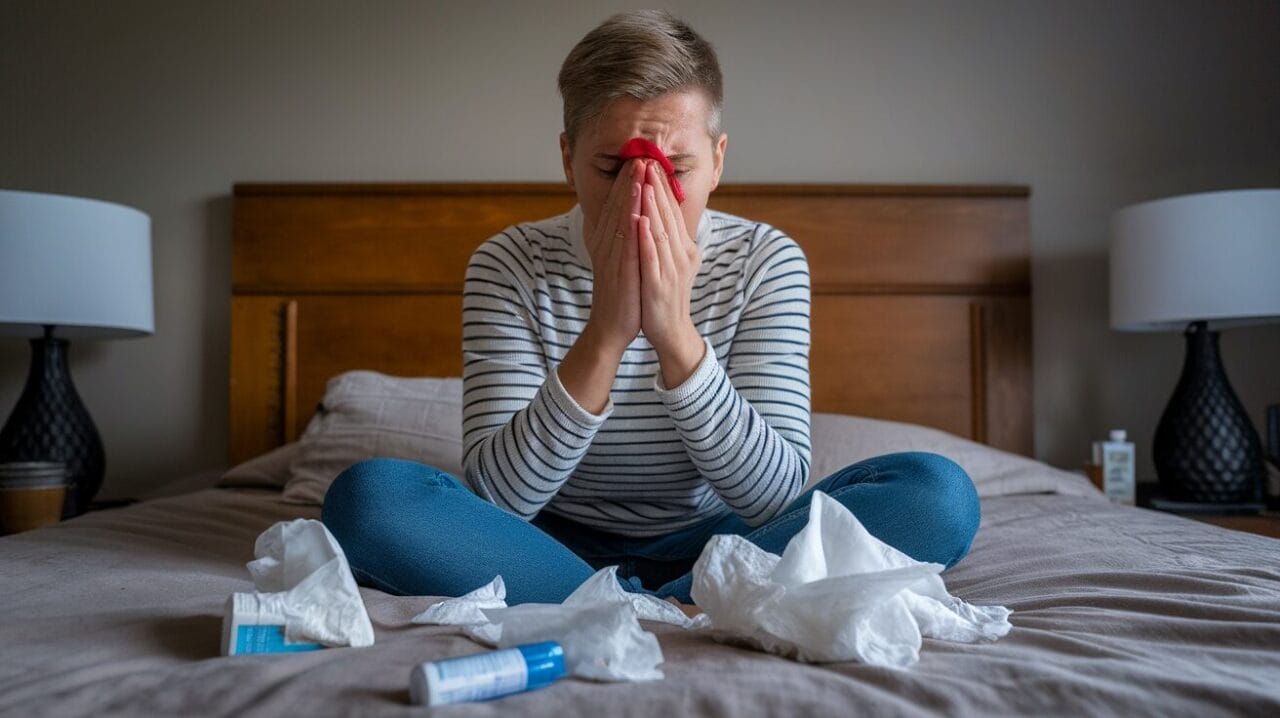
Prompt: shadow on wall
<box><xmin>1031</xmin><ymin>250</ymin><xmax>1175</xmax><ymax>478</ymax></box>
<box><xmin>1032</xmin><ymin>251</ymin><xmax>1106</xmax><ymax>467</ymax></box>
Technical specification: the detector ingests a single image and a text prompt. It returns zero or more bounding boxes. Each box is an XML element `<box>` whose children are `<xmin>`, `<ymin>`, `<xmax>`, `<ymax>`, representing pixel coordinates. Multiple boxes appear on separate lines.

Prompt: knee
<box><xmin>887</xmin><ymin>451</ymin><xmax>974</xmax><ymax>496</ymax></box>
<box><xmin>879</xmin><ymin>452</ymin><xmax>980</xmax><ymax>567</ymax></box>
<box><xmin>321</xmin><ymin>458</ymin><xmax>460</xmax><ymax>530</ymax></box>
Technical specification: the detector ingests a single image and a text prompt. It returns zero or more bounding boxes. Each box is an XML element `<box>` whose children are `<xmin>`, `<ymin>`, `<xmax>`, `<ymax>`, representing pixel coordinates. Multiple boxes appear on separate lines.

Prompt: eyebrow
<box><xmin>593</xmin><ymin>152</ymin><xmax>695</xmax><ymax>163</ymax></box>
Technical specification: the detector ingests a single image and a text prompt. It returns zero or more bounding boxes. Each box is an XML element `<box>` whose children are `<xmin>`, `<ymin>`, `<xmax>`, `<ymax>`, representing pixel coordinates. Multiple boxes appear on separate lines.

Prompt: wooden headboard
<box><xmin>230</xmin><ymin>183</ymin><xmax>1031</xmax><ymax>465</ymax></box>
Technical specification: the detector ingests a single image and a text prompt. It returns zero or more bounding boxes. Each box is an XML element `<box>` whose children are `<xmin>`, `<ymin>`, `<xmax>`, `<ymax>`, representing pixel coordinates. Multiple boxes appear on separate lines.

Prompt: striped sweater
<box><xmin>461</xmin><ymin>203</ymin><xmax>811</xmax><ymax>537</ymax></box>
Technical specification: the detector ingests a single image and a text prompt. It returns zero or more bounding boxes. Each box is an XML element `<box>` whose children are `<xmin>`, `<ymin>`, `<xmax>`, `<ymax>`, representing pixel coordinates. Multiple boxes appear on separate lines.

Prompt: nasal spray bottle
<box><xmin>1092</xmin><ymin>430</ymin><xmax>1136</xmax><ymax>506</ymax></box>
<box><xmin>409</xmin><ymin>641</ymin><xmax>566</xmax><ymax>707</ymax></box>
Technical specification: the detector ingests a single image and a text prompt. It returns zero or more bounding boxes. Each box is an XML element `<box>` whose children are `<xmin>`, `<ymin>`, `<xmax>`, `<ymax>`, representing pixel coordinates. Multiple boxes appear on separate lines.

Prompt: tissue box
<box><xmin>221</xmin><ymin>593</ymin><xmax>325</xmax><ymax>656</ymax></box>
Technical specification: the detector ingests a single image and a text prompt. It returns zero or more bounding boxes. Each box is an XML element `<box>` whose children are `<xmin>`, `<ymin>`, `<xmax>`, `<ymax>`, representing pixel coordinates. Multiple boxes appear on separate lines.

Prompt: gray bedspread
<box><xmin>2</xmin><ymin>487</ymin><xmax>1279</xmax><ymax>717</ymax></box>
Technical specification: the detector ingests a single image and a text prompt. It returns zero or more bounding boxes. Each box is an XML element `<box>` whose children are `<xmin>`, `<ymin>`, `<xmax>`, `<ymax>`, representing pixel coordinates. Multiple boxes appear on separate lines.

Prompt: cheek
<box><xmin>596</xmin><ymin>172</ymin><xmax>621</xmax><ymax>203</ymax></box>
<box><xmin>679</xmin><ymin>201</ymin><xmax>703</xmax><ymax>233</ymax></box>
<box><xmin>575</xmin><ymin>172</ymin><xmax>607</xmax><ymax>208</ymax></box>
<box><xmin>677</xmin><ymin>172</ymin><xmax>712</xmax><ymax>222</ymax></box>
<box><xmin>577</xmin><ymin>173</ymin><xmax>620</xmax><ymax>230</ymax></box>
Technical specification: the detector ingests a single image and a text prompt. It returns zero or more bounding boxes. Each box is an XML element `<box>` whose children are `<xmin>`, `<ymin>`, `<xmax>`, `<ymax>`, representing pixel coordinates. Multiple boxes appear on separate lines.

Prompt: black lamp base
<box><xmin>0</xmin><ymin>326</ymin><xmax>105</xmax><ymax>518</ymax></box>
<box><xmin>1153</xmin><ymin>321</ymin><xmax>1265</xmax><ymax>504</ymax></box>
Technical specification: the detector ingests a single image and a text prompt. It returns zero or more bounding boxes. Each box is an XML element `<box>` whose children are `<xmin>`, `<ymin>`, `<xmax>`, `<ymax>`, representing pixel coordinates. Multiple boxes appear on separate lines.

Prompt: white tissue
<box><xmin>412</xmin><ymin>566</ymin><xmax>690</xmax><ymax>681</ymax></box>
<box><xmin>563</xmin><ymin>566</ymin><xmax>701</xmax><ymax>627</ymax></box>
<box><xmin>412</xmin><ymin>575</ymin><xmax>507</xmax><ymax>623</ymax></box>
<box><xmin>241</xmin><ymin>519</ymin><xmax>374</xmax><ymax>648</ymax></box>
<box><xmin>691</xmin><ymin>491</ymin><xmax>1011</xmax><ymax>667</ymax></box>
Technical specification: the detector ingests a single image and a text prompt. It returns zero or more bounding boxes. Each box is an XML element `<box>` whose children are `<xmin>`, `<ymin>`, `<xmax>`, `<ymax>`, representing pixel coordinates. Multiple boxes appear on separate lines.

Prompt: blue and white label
<box><xmin>427</xmin><ymin>648</ymin><xmax>528</xmax><ymax>704</ymax></box>
<box><xmin>233</xmin><ymin>624</ymin><xmax>324</xmax><ymax>655</ymax></box>
<box><xmin>410</xmin><ymin>642</ymin><xmax>566</xmax><ymax>706</ymax></box>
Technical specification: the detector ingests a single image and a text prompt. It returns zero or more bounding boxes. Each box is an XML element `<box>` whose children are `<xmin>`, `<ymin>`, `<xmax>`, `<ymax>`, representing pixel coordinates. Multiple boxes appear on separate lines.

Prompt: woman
<box><xmin>322</xmin><ymin>10</ymin><xmax>979</xmax><ymax>606</ymax></box>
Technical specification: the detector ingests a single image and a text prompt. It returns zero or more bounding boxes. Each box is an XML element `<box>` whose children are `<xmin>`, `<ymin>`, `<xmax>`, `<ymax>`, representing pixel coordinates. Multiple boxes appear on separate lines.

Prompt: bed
<box><xmin>3</xmin><ymin>182</ymin><xmax>1279</xmax><ymax>717</ymax></box>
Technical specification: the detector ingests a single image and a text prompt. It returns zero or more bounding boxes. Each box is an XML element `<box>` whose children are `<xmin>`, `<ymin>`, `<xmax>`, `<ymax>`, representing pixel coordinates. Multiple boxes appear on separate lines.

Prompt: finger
<box><xmin>626</xmin><ymin>211</ymin><xmax>642</xmax><ymax>275</ymax></box>
<box><xmin>649</xmin><ymin>162</ymin><xmax>694</xmax><ymax>254</ymax></box>
<box><xmin>591</xmin><ymin>160</ymin><xmax>639</xmax><ymax>256</ymax></box>
<box><xmin>643</xmin><ymin>181</ymin><xmax>676</xmax><ymax>277</ymax></box>
<box><xmin>642</xmin><ymin>172</ymin><xmax>664</xmax><ymax>236</ymax></box>
<box><xmin>628</xmin><ymin>161</ymin><xmax>645</xmax><ymax>231</ymax></box>
<box><xmin>619</xmin><ymin>160</ymin><xmax>647</xmax><ymax>247</ymax></box>
<box><xmin>588</xmin><ymin>183</ymin><xmax>622</xmax><ymax>259</ymax></box>
<box><xmin>636</xmin><ymin>214</ymin><xmax>660</xmax><ymax>283</ymax></box>
<box><xmin>648</xmin><ymin>162</ymin><xmax>689</xmax><ymax>259</ymax></box>
<box><xmin>601</xmin><ymin>161</ymin><xmax>643</xmax><ymax>266</ymax></box>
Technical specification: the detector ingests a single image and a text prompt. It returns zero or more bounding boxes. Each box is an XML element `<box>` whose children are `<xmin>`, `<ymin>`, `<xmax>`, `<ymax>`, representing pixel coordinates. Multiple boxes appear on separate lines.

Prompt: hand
<box><xmin>583</xmin><ymin>159</ymin><xmax>645</xmax><ymax>357</ymax></box>
<box><xmin>635</xmin><ymin>161</ymin><xmax>705</xmax><ymax>386</ymax></box>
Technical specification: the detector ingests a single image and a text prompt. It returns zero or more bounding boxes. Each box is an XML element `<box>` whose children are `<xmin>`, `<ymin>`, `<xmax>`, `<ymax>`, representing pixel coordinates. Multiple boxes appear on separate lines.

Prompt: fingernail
<box><xmin>631</xmin><ymin>183</ymin><xmax>638</xmax><ymax>197</ymax></box>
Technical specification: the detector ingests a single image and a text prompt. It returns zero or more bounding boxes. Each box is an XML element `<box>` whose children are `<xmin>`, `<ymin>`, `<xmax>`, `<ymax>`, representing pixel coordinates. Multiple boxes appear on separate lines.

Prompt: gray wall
<box><xmin>2</xmin><ymin>0</ymin><xmax>1278</xmax><ymax>500</ymax></box>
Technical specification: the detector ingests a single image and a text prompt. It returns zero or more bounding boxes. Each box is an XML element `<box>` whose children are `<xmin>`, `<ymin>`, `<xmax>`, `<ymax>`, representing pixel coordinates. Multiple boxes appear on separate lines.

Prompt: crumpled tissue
<box><xmin>412</xmin><ymin>566</ymin><xmax>697</xmax><ymax>681</ymax></box>
<box><xmin>223</xmin><ymin>519</ymin><xmax>374</xmax><ymax>654</ymax></box>
<box><xmin>691</xmin><ymin>491</ymin><xmax>1011</xmax><ymax>666</ymax></box>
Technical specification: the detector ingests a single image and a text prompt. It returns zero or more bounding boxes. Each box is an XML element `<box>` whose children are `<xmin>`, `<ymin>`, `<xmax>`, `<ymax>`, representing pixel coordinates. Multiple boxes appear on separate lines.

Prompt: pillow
<box><xmin>217</xmin><ymin>442</ymin><xmax>300</xmax><ymax>490</ymax></box>
<box><xmin>275</xmin><ymin>369</ymin><xmax>1095</xmax><ymax>506</ymax></box>
<box><xmin>282</xmin><ymin>371</ymin><xmax>464</xmax><ymax>505</ymax></box>
<box><xmin>808</xmin><ymin>413</ymin><xmax>1102</xmax><ymax>499</ymax></box>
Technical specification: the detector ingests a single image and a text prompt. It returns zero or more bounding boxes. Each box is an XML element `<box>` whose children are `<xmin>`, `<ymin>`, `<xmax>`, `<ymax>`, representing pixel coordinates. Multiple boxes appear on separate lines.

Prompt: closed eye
<box><xmin>597</xmin><ymin>167</ymin><xmax>690</xmax><ymax>178</ymax></box>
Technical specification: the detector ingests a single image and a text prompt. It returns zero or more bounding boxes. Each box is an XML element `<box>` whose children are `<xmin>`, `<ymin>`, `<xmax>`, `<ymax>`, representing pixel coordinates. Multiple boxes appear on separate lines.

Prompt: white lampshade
<box><xmin>1110</xmin><ymin>188</ymin><xmax>1280</xmax><ymax>332</ymax></box>
<box><xmin>0</xmin><ymin>189</ymin><xmax>154</xmax><ymax>339</ymax></box>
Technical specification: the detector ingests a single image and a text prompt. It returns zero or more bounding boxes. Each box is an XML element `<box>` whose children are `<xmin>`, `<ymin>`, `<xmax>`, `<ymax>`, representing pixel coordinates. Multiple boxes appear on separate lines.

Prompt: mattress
<box><xmin>3</xmin><ymin>480</ymin><xmax>1279</xmax><ymax>717</ymax></box>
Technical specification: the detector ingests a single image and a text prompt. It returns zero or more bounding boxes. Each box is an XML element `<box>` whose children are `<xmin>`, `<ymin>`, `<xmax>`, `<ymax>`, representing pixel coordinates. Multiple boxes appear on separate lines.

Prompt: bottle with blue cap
<box><xmin>409</xmin><ymin>641</ymin><xmax>566</xmax><ymax>706</ymax></box>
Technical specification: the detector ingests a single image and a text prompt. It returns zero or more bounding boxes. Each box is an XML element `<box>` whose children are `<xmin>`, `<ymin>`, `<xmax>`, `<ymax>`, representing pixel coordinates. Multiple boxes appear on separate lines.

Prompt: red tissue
<box><xmin>616</xmin><ymin>137</ymin><xmax>685</xmax><ymax>204</ymax></box>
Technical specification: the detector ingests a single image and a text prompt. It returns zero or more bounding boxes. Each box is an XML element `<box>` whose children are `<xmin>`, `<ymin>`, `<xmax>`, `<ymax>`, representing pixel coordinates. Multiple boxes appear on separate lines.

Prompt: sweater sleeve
<box><xmin>653</xmin><ymin>229</ymin><xmax>812</xmax><ymax>527</ymax></box>
<box><xmin>461</xmin><ymin>234</ymin><xmax>611</xmax><ymax>519</ymax></box>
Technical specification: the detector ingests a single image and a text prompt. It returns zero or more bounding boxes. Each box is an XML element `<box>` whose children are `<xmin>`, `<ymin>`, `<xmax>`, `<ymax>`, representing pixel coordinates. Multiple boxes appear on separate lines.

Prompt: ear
<box><xmin>559</xmin><ymin>133</ymin><xmax>575</xmax><ymax>191</ymax></box>
<box><xmin>709</xmin><ymin>133</ymin><xmax>727</xmax><ymax>193</ymax></box>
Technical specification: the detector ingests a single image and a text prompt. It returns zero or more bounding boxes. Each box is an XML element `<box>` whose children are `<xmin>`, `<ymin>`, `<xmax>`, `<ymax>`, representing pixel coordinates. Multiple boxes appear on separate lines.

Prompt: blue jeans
<box><xmin>321</xmin><ymin>452</ymin><xmax>979</xmax><ymax>604</ymax></box>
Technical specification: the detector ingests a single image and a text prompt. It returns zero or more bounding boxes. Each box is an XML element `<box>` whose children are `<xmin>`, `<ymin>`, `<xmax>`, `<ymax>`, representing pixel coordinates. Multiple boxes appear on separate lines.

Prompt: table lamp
<box><xmin>1110</xmin><ymin>188</ymin><xmax>1280</xmax><ymax>508</ymax></box>
<box><xmin>0</xmin><ymin>190</ymin><xmax>153</xmax><ymax>517</ymax></box>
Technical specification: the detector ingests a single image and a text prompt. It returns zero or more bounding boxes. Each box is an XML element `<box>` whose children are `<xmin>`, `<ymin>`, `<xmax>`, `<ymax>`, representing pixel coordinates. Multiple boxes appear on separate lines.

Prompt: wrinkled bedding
<box><xmin>2</xmin><ymin>485</ymin><xmax>1279</xmax><ymax>717</ymax></box>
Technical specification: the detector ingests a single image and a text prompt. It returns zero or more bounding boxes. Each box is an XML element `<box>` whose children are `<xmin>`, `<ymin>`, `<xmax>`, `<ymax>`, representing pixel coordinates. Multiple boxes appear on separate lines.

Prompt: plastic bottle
<box><xmin>409</xmin><ymin>641</ymin><xmax>566</xmax><ymax>706</ymax></box>
<box><xmin>1094</xmin><ymin>429</ymin><xmax>1136</xmax><ymax>506</ymax></box>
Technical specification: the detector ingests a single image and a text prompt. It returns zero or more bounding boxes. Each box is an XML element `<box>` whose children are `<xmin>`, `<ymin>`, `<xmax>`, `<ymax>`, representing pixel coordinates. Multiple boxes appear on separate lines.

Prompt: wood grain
<box><xmin>810</xmin><ymin>295</ymin><xmax>975</xmax><ymax>438</ymax></box>
<box><xmin>230</xmin><ymin>296</ymin><xmax>287</xmax><ymax>462</ymax></box>
<box><xmin>232</xmin><ymin>184</ymin><xmax>1028</xmax><ymax>293</ymax></box>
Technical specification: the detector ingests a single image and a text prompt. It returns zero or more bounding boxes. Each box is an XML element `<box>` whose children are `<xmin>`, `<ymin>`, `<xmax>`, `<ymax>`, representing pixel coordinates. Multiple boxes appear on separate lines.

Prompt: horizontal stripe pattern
<box><xmin>462</xmin><ymin>204</ymin><xmax>811</xmax><ymax>536</ymax></box>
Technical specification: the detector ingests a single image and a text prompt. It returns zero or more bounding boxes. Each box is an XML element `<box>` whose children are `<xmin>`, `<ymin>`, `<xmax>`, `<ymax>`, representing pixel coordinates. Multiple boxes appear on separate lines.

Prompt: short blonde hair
<box><xmin>557</xmin><ymin>10</ymin><xmax>723</xmax><ymax>151</ymax></box>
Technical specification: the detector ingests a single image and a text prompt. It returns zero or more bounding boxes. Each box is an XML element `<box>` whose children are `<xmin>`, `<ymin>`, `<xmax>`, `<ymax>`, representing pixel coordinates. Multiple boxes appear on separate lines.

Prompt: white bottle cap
<box><xmin>1109</xmin><ymin>429</ymin><xmax>1127</xmax><ymax>442</ymax></box>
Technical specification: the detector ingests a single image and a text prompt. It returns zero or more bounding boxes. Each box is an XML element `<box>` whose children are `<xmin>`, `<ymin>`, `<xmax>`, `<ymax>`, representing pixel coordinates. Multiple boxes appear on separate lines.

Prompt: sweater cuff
<box><xmin>548</xmin><ymin>365</ymin><xmax>613</xmax><ymax>428</ymax></box>
<box><xmin>653</xmin><ymin>337</ymin><xmax>718</xmax><ymax>404</ymax></box>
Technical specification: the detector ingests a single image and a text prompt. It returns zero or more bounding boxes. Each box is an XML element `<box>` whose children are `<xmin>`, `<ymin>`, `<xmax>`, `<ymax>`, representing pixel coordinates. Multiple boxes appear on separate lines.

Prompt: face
<box><xmin>560</xmin><ymin>90</ymin><xmax>727</xmax><ymax>239</ymax></box>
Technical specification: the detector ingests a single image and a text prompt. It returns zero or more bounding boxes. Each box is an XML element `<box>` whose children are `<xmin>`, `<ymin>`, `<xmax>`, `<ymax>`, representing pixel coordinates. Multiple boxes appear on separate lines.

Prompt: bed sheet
<box><xmin>2</xmin><ymin>486</ymin><xmax>1279</xmax><ymax>717</ymax></box>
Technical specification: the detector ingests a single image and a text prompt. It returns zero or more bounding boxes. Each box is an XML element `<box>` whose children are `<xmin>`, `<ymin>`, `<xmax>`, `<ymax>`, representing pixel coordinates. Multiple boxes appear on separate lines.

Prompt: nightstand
<box><xmin>1185</xmin><ymin>512</ymin><xmax>1280</xmax><ymax>539</ymax></box>
<box><xmin>0</xmin><ymin>496</ymin><xmax>138</xmax><ymax>536</ymax></box>
<box><xmin>1135</xmin><ymin>483</ymin><xmax>1280</xmax><ymax>539</ymax></box>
